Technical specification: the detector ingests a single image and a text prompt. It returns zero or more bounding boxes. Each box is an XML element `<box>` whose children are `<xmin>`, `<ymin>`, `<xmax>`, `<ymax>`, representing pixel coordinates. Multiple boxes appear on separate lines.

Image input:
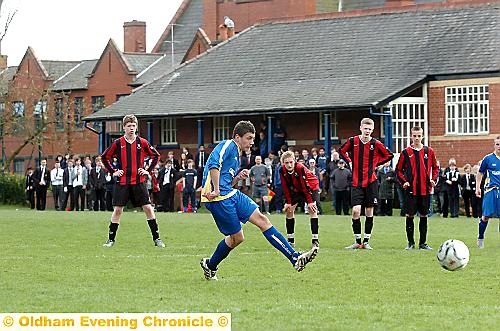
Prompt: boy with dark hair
<box><xmin>200</xmin><ymin>120</ymin><xmax>318</xmax><ymax>280</ymax></box>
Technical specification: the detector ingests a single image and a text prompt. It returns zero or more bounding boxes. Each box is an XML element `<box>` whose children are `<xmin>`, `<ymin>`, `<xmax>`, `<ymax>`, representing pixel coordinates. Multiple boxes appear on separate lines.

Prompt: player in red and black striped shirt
<box><xmin>396</xmin><ymin>126</ymin><xmax>438</xmax><ymax>250</ymax></box>
<box><xmin>100</xmin><ymin>114</ymin><xmax>164</xmax><ymax>248</ymax></box>
<box><xmin>279</xmin><ymin>151</ymin><xmax>321</xmax><ymax>249</ymax></box>
<box><xmin>339</xmin><ymin>118</ymin><xmax>393</xmax><ymax>250</ymax></box>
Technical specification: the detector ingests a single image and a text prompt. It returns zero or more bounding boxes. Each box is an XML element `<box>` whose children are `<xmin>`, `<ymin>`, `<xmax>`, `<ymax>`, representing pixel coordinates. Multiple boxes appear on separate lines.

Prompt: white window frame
<box><xmin>13</xmin><ymin>101</ymin><xmax>25</xmax><ymax>117</ymax></box>
<box><xmin>389</xmin><ymin>88</ymin><xmax>428</xmax><ymax>154</ymax></box>
<box><xmin>160</xmin><ymin>118</ymin><xmax>177</xmax><ymax>145</ymax></box>
<box><xmin>445</xmin><ymin>85</ymin><xmax>489</xmax><ymax>135</ymax></box>
<box><xmin>318</xmin><ymin>111</ymin><xmax>338</xmax><ymax>140</ymax></box>
<box><xmin>213</xmin><ymin>116</ymin><xmax>230</xmax><ymax>143</ymax></box>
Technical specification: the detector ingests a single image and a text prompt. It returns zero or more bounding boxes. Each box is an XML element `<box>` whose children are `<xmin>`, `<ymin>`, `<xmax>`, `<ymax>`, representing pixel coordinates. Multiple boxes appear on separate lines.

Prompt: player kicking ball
<box><xmin>200</xmin><ymin>121</ymin><xmax>318</xmax><ymax>280</ymax></box>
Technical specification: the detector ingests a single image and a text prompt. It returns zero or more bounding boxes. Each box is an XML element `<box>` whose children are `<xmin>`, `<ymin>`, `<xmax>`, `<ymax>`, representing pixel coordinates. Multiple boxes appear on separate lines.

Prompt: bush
<box><xmin>0</xmin><ymin>172</ymin><xmax>26</xmax><ymax>205</ymax></box>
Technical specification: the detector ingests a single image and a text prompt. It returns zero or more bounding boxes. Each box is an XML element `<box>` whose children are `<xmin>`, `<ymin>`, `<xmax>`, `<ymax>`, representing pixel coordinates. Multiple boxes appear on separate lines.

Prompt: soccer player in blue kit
<box><xmin>475</xmin><ymin>135</ymin><xmax>500</xmax><ymax>248</ymax></box>
<box><xmin>200</xmin><ymin>120</ymin><xmax>318</xmax><ymax>280</ymax></box>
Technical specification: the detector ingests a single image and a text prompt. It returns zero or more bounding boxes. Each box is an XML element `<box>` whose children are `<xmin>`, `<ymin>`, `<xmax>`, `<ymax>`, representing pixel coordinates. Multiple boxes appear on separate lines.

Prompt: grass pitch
<box><xmin>1</xmin><ymin>207</ymin><xmax>499</xmax><ymax>330</ymax></box>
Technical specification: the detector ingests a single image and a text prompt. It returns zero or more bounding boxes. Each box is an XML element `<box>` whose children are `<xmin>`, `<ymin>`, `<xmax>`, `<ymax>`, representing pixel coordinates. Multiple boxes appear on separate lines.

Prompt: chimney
<box><xmin>0</xmin><ymin>55</ymin><xmax>7</xmax><ymax>70</ymax></box>
<box><xmin>123</xmin><ymin>20</ymin><xmax>146</xmax><ymax>53</ymax></box>
<box><xmin>218</xmin><ymin>24</ymin><xmax>228</xmax><ymax>41</ymax></box>
<box><xmin>385</xmin><ymin>0</ymin><xmax>415</xmax><ymax>7</ymax></box>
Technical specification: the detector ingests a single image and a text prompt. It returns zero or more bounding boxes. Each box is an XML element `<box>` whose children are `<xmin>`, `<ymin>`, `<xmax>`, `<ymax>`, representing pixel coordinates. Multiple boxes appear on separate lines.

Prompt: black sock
<box><xmin>352</xmin><ymin>218</ymin><xmax>362</xmax><ymax>244</ymax></box>
<box><xmin>147</xmin><ymin>219</ymin><xmax>160</xmax><ymax>241</ymax></box>
<box><xmin>406</xmin><ymin>216</ymin><xmax>415</xmax><ymax>245</ymax></box>
<box><xmin>418</xmin><ymin>216</ymin><xmax>428</xmax><ymax>245</ymax></box>
<box><xmin>363</xmin><ymin>216</ymin><xmax>374</xmax><ymax>243</ymax></box>
<box><xmin>109</xmin><ymin>222</ymin><xmax>119</xmax><ymax>241</ymax></box>
<box><xmin>286</xmin><ymin>218</ymin><xmax>295</xmax><ymax>235</ymax></box>
<box><xmin>310</xmin><ymin>218</ymin><xmax>319</xmax><ymax>238</ymax></box>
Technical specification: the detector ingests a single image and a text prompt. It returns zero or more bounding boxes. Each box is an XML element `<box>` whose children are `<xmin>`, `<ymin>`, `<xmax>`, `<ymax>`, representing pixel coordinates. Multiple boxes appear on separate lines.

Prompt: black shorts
<box><xmin>290</xmin><ymin>190</ymin><xmax>320</xmax><ymax>206</ymax></box>
<box><xmin>351</xmin><ymin>181</ymin><xmax>378</xmax><ymax>207</ymax></box>
<box><xmin>113</xmin><ymin>182</ymin><xmax>151</xmax><ymax>207</ymax></box>
<box><xmin>405</xmin><ymin>194</ymin><xmax>430</xmax><ymax>216</ymax></box>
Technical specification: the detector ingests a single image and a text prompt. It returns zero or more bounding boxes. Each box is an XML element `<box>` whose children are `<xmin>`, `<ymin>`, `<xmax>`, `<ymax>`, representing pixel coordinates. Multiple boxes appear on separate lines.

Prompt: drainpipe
<box><xmin>84</xmin><ymin>121</ymin><xmax>105</xmax><ymax>154</ymax></box>
<box><xmin>369</xmin><ymin>107</ymin><xmax>392</xmax><ymax>151</ymax></box>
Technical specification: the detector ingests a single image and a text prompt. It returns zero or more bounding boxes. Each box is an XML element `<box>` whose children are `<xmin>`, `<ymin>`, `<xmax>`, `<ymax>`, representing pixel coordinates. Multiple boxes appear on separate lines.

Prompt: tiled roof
<box><xmin>135</xmin><ymin>0</ymin><xmax>203</xmax><ymax>86</ymax></box>
<box><xmin>41</xmin><ymin>60</ymin><xmax>82</xmax><ymax>80</ymax></box>
<box><xmin>52</xmin><ymin>60</ymin><xmax>98</xmax><ymax>91</ymax></box>
<box><xmin>85</xmin><ymin>3</ymin><xmax>500</xmax><ymax>121</ymax></box>
<box><xmin>123</xmin><ymin>53</ymin><xmax>164</xmax><ymax>76</ymax></box>
<box><xmin>0</xmin><ymin>66</ymin><xmax>18</xmax><ymax>95</ymax></box>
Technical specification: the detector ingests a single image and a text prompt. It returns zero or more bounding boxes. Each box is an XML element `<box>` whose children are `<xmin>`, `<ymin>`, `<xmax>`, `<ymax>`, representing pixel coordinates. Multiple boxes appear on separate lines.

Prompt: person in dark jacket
<box><xmin>331</xmin><ymin>159</ymin><xmax>351</xmax><ymax>215</ymax></box>
<box><xmin>25</xmin><ymin>167</ymin><xmax>35</xmax><ymax>209</ymax></box>
<box><xmin>89</xmin><ymin>156</ymin><xmax>107</xmax><ymax>211</ymax></box>
<box><xmin>377</xmin><ymin>161</ymin><xmax>396</xmax><ymax>216</ymax></box>
<box><xmin>460</xmin><ymin>163</ymin><xmax>477</xmax><ymax>218</ymax></box>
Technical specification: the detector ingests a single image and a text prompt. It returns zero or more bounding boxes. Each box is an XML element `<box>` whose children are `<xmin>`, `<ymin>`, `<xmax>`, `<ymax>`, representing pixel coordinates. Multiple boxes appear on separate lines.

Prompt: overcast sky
<box><xmin>0</xmin><ymin>0</ymin><xmax>184</xmax><ymax>67</ymax></box>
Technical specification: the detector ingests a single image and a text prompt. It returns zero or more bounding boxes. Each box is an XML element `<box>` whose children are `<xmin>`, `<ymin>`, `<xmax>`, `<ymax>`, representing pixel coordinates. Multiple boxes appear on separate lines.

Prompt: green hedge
<box><xmin>0</xmin><ymin>172</ymin><xmax>26</xmax><ymax>205</ymax></box>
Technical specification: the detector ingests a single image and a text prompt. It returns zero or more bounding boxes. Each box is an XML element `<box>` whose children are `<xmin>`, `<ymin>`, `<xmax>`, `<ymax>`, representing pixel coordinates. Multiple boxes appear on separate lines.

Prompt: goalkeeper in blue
<box><xmin>475</xmin><ymin>135</ymin><xmax>500</xmax><ymax>248</ymax></box>
<box><xmin>200</xmin><ymin>120</ymin><xmax>318</xmax><ymax>280</ymax></box>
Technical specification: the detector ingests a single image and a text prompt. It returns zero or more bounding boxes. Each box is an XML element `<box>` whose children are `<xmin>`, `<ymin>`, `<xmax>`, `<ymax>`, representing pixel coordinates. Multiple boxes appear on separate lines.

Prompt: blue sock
<box><xmin>478</xmin><ymin>219</ymin><xmax>488</xmax><ymax>239</ymax></box>
<box><xmin>263</xmin><ymin>226</ymin><xmax>299</xmax><ymax>265</ymax></box>
<box><xmin>208</xmin><ymin>239</ymin><xmax>232</xmax><ymax>270</ymax></box>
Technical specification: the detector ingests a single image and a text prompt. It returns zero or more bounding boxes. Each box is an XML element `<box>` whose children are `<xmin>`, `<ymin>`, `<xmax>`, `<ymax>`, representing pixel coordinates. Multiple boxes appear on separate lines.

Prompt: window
<box><xmin>91</xmin><ymin>96</ymin><xmax>105</xmax><ymax>112</ymax></box>
<box><xmin>54</xmin><ymin>98</ymin><xmax>64</xmax><ymax>131</ymax></box>
<box><xmin>34</xmin><ymin>100</ymin><xmax>47</xmax><ymax>130</ymax></box>
<box><xmin>160</xmin><ymin>118</ymin><xmax>177</xmax><ymax>145</ymax></box>
<box><xmin>14</xmin><ymin>159</ymin><xmax>25</xmax><ymax>175</ymax></box>
<box><xmin>391</xmin><ymin>101</ymin><xmax>427</xmax><ymax>154</ymax></box>
<box><xmin>12</xmin><ymin>101</ymin><xmax>24</xmax><ymax>117</ymax></box>
<box><xmin>106</xmin><ymin>121</ymin><xmax>124</xmax><ymax>134</ymax></box>
<box><xmin>91</xmin><ymin>96</ymin><xmax>105</xmax><ymax>132</ymax></box>
<box><xmin>0</xmin><ymin>102</ymin><xmax>4</xmax><ymax>136</ymax></box>
<box><xmin>318</xmin><ymin>112</ymin><xmax>338</xmax><ymax>140</ymax></box>
<box><xmin>74</xmin><ymin>97</ymin><xmax>84</xmax><ymax>129</ymax></box>
<box><xmin>12</xmin><ymin>101</ymin><xmax>25</xmax><ymax>134</ymax></box>
<box><xmin>213</xmin><ymin>117</ymin><xmax>230</xmax><ymax>143</ymax></box>
<box><xmin>446</xmin><ymin>85</ymin><xmax>489</xmax><ymax>135</ymax></box>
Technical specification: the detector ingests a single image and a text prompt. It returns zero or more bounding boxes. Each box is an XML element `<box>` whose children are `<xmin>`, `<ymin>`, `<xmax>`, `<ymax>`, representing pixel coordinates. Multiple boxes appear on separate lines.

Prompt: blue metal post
<box><xmin>267</xmin><ymin>116</ymin><xmax>273</xmax><ymax>153</ymax></box>
<box><xmin>323</xmin><ymin>113</ymin><xmax>331</xmax><ymax>159</ymax></box>
<box><xmin>98</xmin><ymin>121</ymin><xmax>106</xmax><ymax>154</ymax></box>
<box><xmin>147</xmin><ymin>121</ymin><xmax>154</xmax><ymax>143</ymax></box>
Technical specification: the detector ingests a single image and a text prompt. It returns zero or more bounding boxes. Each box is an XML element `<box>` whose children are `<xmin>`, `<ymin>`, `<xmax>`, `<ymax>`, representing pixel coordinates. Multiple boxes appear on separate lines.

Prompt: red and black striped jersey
<box><xmin>279</xmin><ymin>162</ymin><xmax>319</xmax><ymax>204</ymax></box>
<box><xmin>396</xmin><ymin>145</ymin><xmax>438</xmax><ymax>196</ymax></box>
<box><xmin>101</xmin><ymin>136</ymin><xmax>160</xmax><ymax>186</ymax></box>
<box><xmin>339</xmin><ymin>136</ymin><xmax>393</xmax><ymax>188</ymax></box>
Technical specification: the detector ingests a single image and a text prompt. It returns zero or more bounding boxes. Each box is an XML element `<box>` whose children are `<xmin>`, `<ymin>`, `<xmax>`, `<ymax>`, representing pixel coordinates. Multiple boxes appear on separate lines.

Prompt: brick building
<box><xmin>86</xmin><ymin>0</ymin><xmax>500</xmax><ymax>168</ymax></box>
<box><xmin>1</xmin><ymin>0</ymin><xmax>497</xmax><ymax>173</ymax></box>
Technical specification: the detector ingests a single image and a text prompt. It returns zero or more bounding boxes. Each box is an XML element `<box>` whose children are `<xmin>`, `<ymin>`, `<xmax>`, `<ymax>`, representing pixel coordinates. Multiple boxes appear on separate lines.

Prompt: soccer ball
<box><xmin>436</xmin><ymin>239</ymin><xmax>470</xmax><ymax>271</ymax></box>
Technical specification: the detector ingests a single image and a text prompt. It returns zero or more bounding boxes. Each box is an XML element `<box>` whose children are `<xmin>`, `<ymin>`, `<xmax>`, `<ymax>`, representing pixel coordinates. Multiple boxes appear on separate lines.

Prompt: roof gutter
<box><xmin>84</xmin><ymin>122</ymin><xmax>100</xmax><ymax>135</ymax></box>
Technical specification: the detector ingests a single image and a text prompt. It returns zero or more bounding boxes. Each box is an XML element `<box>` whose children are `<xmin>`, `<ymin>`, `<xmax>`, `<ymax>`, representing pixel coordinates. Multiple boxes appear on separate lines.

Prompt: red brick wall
<box><xmin>183</xmin><ymin>35</ymin><xmax>211</xmax><ymax>62</ymax></box>
<box><xmin>202</xmin><ymin>0</ymin><xmax>316</xmax><ymax>40</ymax></box>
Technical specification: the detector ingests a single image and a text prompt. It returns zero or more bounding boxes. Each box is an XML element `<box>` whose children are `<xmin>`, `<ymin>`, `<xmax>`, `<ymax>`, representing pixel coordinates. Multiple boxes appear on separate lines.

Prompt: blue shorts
<box><xmin>205</xmin><ymin>191</ymin><xmax>259</xmax><ymax>236</ymax></box>
<box><xmin>482</xmin><ymin>188</ymin><xmax>500</xmax><ymax>218</ymax></box>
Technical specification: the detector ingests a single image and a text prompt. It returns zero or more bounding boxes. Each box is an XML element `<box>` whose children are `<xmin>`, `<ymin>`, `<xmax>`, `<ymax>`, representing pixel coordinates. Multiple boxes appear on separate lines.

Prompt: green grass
<box><xmin>1</xmin><ymin>208</ymin><xmax>499</xmax><ymax>330</ymax></box>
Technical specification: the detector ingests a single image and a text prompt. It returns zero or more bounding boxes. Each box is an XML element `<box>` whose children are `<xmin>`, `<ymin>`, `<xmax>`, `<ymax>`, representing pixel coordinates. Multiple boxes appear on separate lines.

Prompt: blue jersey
<box><xmin>479</xmin><ymin>153</ymin><xmax>500</xmax><ymax>190</ymax></box>
<box><xmin>201</xmin><ymin>139</ymin><xmax>240</xmax><ymax>202</ymax></box>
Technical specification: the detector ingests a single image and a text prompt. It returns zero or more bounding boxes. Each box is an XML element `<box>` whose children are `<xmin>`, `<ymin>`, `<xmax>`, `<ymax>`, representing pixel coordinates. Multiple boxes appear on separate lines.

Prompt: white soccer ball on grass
<box><xmin>436</xmin><ymin>239</ymin><xmax>470</xmax><ymax>271</ymax></box>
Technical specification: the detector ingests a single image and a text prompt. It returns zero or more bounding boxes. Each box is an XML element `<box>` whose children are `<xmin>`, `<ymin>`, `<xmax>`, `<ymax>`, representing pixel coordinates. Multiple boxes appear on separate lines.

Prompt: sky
<box><xmin>0</xmin><ymin>0</ymin><xmax>184</xmax><ymax>67</ymax></box>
